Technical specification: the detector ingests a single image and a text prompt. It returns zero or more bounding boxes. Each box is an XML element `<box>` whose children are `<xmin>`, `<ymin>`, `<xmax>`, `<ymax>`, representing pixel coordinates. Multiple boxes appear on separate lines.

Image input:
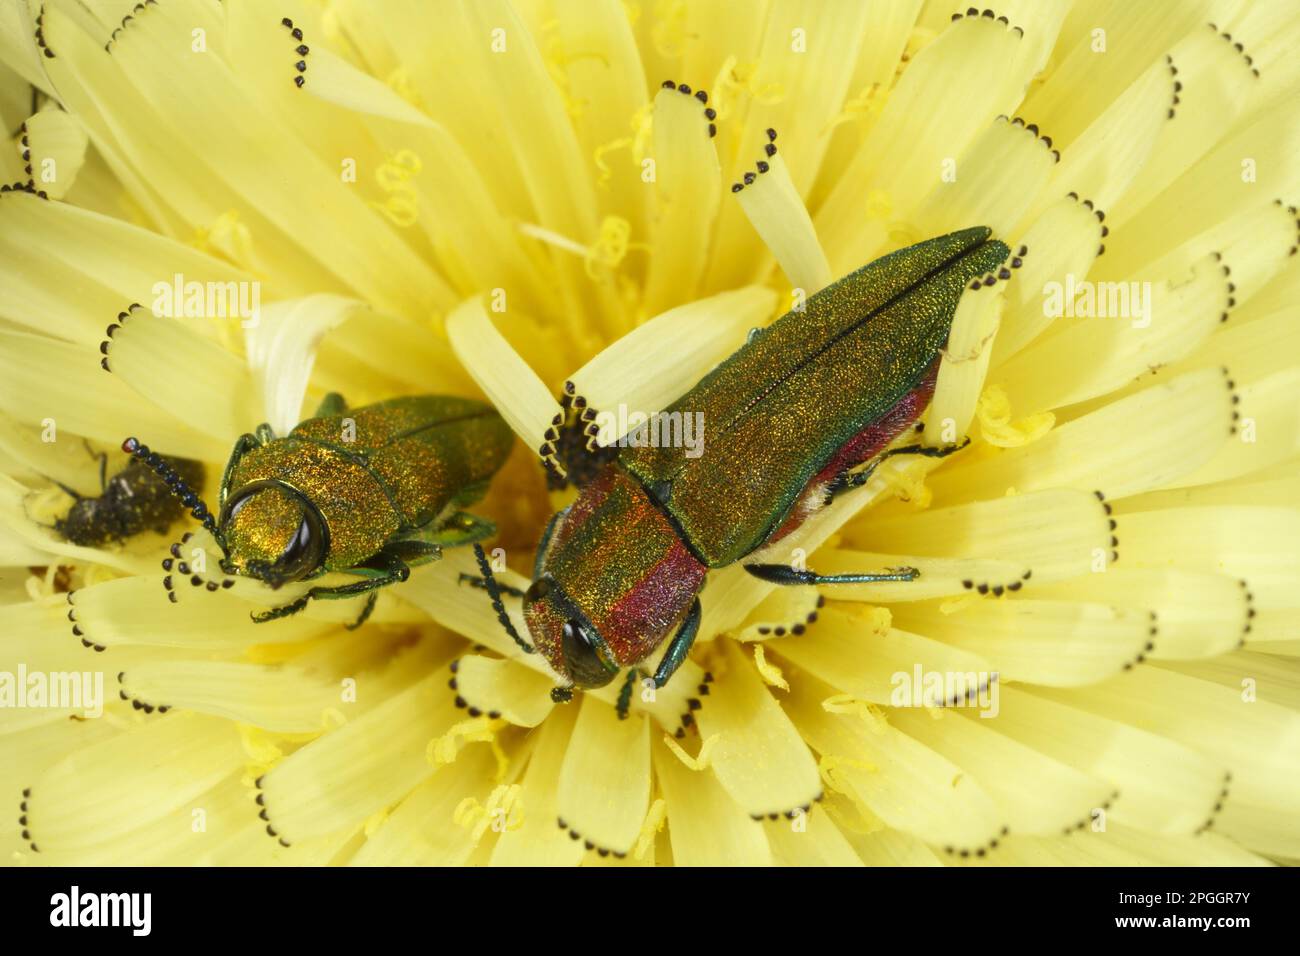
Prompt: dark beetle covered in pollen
<box><xmin>55</xmin><ymin>455</ymin><xmax>205</xmax><ymax>548</ymax></box>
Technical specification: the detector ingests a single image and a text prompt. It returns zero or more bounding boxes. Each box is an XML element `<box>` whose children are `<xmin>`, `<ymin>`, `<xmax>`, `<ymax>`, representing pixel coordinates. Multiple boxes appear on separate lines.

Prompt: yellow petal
<box><xmin>788</xmin><ymin>674</ymin><xmax>1006</xmax><ymax>858</ymax></box>
<box><xmin>490</xmin><ymin>702</ymin><xmax>585</xmax><ymax>866</ymax></box>
<box><xmin>556</xmin><ymin>695</ymin><xmax>651</xmax><ymax>856</ymax></box>
<box><xmin>257</xmin><ymin>669</ymin><xmax>461</xmax><ymax>844</ymax></box>
<box><xmin>643</xmin><ymin>84</ymin><xmax>722</xmax><ymax>313</ymax></box>
<box><xmin>450</xmin><ymin>654</ymin><xmax>555</xmax><ymax>728</ymax></box>
<box><xmin>23</xmin><ymin>712</ymin><xmax>243</xmax><ymax>854</ymax></box>
<box><xmin>18</xmin><ymin>107</ymin><xmax>87</xmax><ymax>199</ymax></box>
<box><xmin>653</xmin><ymin>734</ymin><xmax>771</xmax><ymax>866</ymax></box>
<box><xmin>693</xmin><ymin>640</ymin><xmax>822</xmax><ymax>818</ymax></box>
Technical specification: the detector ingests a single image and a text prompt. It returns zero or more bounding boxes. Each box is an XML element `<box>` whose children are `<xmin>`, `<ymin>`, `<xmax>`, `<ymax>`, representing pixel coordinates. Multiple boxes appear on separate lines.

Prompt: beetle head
<box><xmin>53</xmin><ymin>498</ymin><xmax>101</xmax><ymax>544</ymax></box>
<box><xmin>219</xmin><ymin>480</ymin><xmax>327</xmax><ymax>588</ymax></box>
<box><xmin>522</xmin><ymin>575</ymin><xmax>619</xmax><ymax>691</ymax></box>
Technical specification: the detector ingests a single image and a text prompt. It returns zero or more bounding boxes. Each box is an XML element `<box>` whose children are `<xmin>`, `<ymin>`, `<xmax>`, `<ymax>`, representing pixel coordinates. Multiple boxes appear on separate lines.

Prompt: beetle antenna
<box><xmin>471</xmin><ymin>543</ymin><xmax>534</xmax><ymax>655</ymax></box>
<box><xmin>120</xmin><ymin>437</ymin><xmax>220</xmax><ymax>539</ymax></box>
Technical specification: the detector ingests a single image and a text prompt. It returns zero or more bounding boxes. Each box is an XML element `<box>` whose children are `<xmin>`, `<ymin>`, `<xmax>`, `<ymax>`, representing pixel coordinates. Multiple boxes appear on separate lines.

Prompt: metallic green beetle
<box><xmin>472</xmin><ymin>227</ymin><xmax>1013</xmax><ymax>708</ymax></box>
<box><xmin>124</xmin><ymin>393</ymin><xmax>514</xmax><ymax>626</ymax></box>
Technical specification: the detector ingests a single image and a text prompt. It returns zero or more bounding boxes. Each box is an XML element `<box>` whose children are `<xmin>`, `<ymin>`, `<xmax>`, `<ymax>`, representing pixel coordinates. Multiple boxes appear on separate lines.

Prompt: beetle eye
<box><xmin>272</xmin><ymin>505</ymin><xmax>325</xmax><ymax>583</ymax></box>
<box><xmin>561</xmin><ymin>618</ymin><xmax>617</xmax><ymax>689</ymax></box>
<box><xmin>524</xmin><ymin>577</ymin><xmax>553</xmax><ymax>603</ymax></box>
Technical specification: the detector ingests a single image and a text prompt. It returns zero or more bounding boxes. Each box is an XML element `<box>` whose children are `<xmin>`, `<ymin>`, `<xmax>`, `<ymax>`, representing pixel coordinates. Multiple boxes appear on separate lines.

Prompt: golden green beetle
<box><xmin>124</xmin><ymin>393</ymin><xmax>513</xmax><ymax>627</ymax></box>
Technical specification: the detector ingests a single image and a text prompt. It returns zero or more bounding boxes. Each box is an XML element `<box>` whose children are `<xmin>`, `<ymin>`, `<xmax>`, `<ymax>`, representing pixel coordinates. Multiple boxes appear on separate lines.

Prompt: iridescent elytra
<box><xmin>473</xmin><ymin>227</ymin><xmax>1012</xmax><ymax>708</ymax></box>
<box><xmin>124</xmin><ymin>393</ymin><xmax>514</xmax><ymax>627</ymax></box>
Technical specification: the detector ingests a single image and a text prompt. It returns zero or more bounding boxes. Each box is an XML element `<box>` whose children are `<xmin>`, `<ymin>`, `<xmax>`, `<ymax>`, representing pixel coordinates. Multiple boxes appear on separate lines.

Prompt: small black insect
<box><xmin>53</xmin><ymin>453</ymin><xmax>206</xmax><ymax>547</ymax></box>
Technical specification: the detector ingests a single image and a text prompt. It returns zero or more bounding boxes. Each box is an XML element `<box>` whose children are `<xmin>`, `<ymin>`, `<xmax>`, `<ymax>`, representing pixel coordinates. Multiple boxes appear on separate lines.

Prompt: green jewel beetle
<box><xmin>472</xmin><ymin>226</ymin><xmax>1013</xmax><ymax>708</ymax></box>
<box><xmin>124</xmin><ymin>393</ymin><xmax>514</xmax><ymax>626</ymax></box>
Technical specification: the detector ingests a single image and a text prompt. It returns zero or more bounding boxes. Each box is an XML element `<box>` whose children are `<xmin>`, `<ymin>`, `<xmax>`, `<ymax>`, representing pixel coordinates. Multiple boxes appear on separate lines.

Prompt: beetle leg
<box><xmin>744</xmin><ymin>563</ymin><xmax>919</xmax><ymax>586</ymax></box>
<box><xmin>49</xmin><ymin>479</ymin><xmax>82</xmax><ymax>501</ymax></box>
<box><xmin>424</xmin><ymin>510</ymin><xmax>496</xmax><ymax>549</ymax></box>
<box><xmin>313</xmin><ymin>391</ymin><xmax>348</xmax><ymax>418</ymax></box>
<box><xmin>533</xmin><ymin>507</ymin><xmax>569</xmax><ymax>580</ymax></box>
<box><xmin>824</xmin><ymin>437</ymin><xmax>971</xmax><ymax>504</ymax></box>
<box><xmin>457</xmin><ymin>575</ymin><xmax>527</xmax><ymax>598</ymax></box>
<box><xmin>652</xmin><ymin>599</ymin><xmax>702</xmax><ymax>690</ymax></box>
<box><xmin>250</xmin><ymin>552</ymin><xmax>411</xmax><ymax>624</ymax></box>
<box><xmin>218</xmin><ymin>433</ymin><xmax>263</xmax><ymax>511</ymax></box>
<box><xmin>615</xmin><ymin>668</ymin><xmax>640</xmax><ymax>720</ymax></box>
<box><xmin>346</xmin><ymin>592</ymin><xmax>377</xmax><ymax>630</ymax></box>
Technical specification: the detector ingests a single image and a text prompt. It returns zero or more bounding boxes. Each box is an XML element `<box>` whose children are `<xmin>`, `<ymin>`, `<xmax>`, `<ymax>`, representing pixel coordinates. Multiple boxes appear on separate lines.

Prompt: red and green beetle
<box><xmin>124</xmin><ymin>393</ymin><xmax>514</xmax><ymax>627</ymax></box>
<box><xmin>472</xmin><ymin>226</ymin><xmax>1013</xmax><ymax>708</ymax></box>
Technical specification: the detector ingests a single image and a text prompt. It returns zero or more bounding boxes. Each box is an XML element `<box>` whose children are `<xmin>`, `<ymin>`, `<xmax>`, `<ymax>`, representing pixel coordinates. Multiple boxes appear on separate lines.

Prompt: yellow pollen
<box><xmin>633</xmin><ymin>798</ymin><xmax>667</xmax><ymax>860</ymax></box>
<box><xmin>821</xmin><ymin>695</ymin><xmax>888</xmax><ymax>733</ymax></box>
<box><xmin>427</xmin><ymin>716</ymin><xmax>500</xmax><ymax>767</ymax></box>
<box><xmin>454</xmin><ymin>784</ymin><xmax>524</xmax><ymax>842</ymax></box>
<box><xmin>880</xmin><ymin>461</ymin><xmax>933</xmax><ymax>509</ymax></box>
<box><xmin>826</xmin><ymin>83</ymin><xmax>886</xmax><ymax>134</ymax></box>
<box><xmin>584</xmin><ymin>216</ymin><xmax>642</xmax><ymax>278</ymax></box>
<box><xmin>191</xmin><ymin>210</ymin><xmax>259</xmax><ymax>281</ymax></box>
<box><xmin>383</xmin><ymin>67</ymin><xmax>425</xmax><ymax>110</ymax></box>
<box><xmin>650</xmin><ymin>0</ymin><xmax>687</xmax><ymax>58</ymax></box>
<box><xmin>818</xmin><ymin>755</ymin><xmax>878</xmax><ymax>799</ymax></box>
<box><xmin>371</xmin><ymin>151</ymin><xmax>422</xmax><ymax>227</ymax></box>
<box><xmin>977</xmin><ymin>385</ymin><xmax>1057</xmax><ymax>447</ymax></box>
<box><xmin>661</xmin><ymin>731</ymin><xmax>721</xmax><ymax>771</ymax></box>
<box><xmin>593</xmin><ymin>136</ymin><xmax>634</xmax><ymax>187</ymax></box>
<box><xmin>751</xmin><ymin>644</ymin><xmax>789</xmax><ymax>690</ymax></box>
<box><xmin>238</xmin><ymin>723</ymin><xmax>284</xmax><ymax>766</ymax></box>
<box><xmin>843</xmin><ymin>603</ymin><xmax>892</xmax><ymax>635</ymax></box>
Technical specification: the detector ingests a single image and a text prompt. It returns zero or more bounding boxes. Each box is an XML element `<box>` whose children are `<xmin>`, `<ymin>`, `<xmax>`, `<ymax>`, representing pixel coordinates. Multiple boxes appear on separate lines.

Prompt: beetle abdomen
<box><xmin>767</xmin><ymin>363</ymin><xmax>938</xmax><ymax>544</ymax></box>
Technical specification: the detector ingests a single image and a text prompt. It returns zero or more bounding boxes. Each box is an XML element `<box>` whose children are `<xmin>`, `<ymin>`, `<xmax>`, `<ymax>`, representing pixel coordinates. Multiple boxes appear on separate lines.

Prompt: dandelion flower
<box><xmin>2</xmin><ymin>0</ymin><xmax>1299</xmax><ymax>868</ymax></box>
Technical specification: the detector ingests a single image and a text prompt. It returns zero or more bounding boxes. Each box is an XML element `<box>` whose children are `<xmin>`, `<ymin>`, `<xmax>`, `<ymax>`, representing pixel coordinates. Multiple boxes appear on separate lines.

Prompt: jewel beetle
<box><xmin>473</xmin><ymin>226</ymin><xmax>1012</xmax><ymax>705</ymax></box>
<box><xmin>124</xmin><ymin>393</ymin><xmax>514</xmax><ymax>626</ymax></box>
<box><xmin>50</xmin><ymin>451</ymin><xmax>206</xmax><ymax>548</ymax></box>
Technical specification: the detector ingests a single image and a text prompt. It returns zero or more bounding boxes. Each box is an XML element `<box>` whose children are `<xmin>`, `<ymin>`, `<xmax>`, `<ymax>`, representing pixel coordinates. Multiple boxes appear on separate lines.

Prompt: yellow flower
<box><xmin>2</xmin><ymin>0</ymin><xmax>1298</xmax><ymax>867</ymax></box>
